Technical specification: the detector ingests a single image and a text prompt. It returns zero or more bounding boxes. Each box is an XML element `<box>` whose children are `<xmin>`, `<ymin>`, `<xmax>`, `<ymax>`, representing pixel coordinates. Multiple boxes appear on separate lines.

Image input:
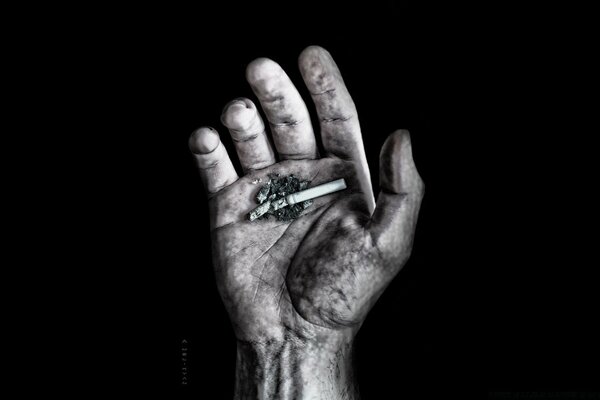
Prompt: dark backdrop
<box><xmin>51</xmin><ymin>3</ymin><xmax>597</xmax><ymax>398</ymax></box>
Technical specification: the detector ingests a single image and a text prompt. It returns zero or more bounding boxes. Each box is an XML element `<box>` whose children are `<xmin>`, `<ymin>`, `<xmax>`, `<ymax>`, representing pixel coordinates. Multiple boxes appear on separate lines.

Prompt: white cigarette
<box><xmin>247</xmin><ymin>178</ymin><xmax>347</xmax><ymax>221</ymax></box>
<box><xmin>285</xmin><ymin>178</ymin><xmax>347</xmax><ymax>205</ymax></box>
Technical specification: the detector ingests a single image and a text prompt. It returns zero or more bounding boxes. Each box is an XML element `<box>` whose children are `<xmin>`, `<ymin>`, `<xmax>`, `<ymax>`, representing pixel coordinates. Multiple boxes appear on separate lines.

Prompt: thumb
<box><xmin>368</xmin><ymin>129</ymin><xmax>425</xmax><ymax>269</ymax></box>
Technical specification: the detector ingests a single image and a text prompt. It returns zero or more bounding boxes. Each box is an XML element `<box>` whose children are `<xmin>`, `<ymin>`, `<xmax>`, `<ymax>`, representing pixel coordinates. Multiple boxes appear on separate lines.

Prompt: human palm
<box><xmin>190</xmin><ymin>46</ymin><xmax>424</xmax><ymax>346</ymax></box>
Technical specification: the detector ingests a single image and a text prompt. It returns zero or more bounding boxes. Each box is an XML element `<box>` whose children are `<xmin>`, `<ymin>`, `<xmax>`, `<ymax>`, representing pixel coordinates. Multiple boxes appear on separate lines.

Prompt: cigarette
<box><xmin>248</xmin><ymin>178</ymin><xmax>347</xmax><ymax>221</ymax></box>
<box><xmin>248</xmin><ymin>201</ymin><xmax>272</xmax><ymax>221</ymax></box>
<box><xmin>284</xmin><ymin>178</ymin><xmax>347</xmax><ymax>205</ymax></box>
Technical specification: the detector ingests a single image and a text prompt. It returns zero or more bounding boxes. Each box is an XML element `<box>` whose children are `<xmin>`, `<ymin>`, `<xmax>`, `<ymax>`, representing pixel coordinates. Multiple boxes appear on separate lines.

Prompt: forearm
<box><xmin>234</xmin><ymin>332</ymin><xmax>359</xmax><ymax>400</ymax></box>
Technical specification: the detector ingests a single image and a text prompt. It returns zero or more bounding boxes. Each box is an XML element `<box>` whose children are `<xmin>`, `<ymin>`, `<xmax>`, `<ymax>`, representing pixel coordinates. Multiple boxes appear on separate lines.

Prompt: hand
<box><xmin>189</xmin><ymin>46</ymin><xmax>424</xmax><ymax>399</ymax></box>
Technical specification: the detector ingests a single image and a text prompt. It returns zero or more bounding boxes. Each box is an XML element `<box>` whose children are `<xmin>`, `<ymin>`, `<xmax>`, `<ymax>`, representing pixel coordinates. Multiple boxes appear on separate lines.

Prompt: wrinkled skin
<box><xmin>189</xmin><ymin>46</ymin><xmax>424</xmax><ymax>399</ymax></box>
<box><xmin>213</xmin><ymin>158</ymin><xmax>378</xmax><ymax>339</ymax></box>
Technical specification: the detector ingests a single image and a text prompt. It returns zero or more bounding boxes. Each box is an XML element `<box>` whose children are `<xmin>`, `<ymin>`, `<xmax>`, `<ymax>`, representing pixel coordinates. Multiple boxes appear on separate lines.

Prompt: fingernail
<box><xmin>189</xmin><ymin>127</ymin><xmax>220</xmax><ymax>154</ymax></box>
<box><xmin>221</xmin><ymin>99</ymin><xmax>256</xmax><ymax>130</ymax></box>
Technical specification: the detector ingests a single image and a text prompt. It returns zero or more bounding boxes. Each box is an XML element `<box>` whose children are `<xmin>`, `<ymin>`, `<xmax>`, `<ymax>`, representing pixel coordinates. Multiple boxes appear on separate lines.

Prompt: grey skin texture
<box><xmin>189</xmin><ymin>46</ymin><xmax>424</xmax><ymax>400</ymax></box>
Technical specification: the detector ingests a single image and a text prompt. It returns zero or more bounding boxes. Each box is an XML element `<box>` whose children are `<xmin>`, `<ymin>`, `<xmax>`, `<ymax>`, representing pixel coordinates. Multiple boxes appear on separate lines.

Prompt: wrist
<box><xmin>234</xmin><ymin>330</ymin><xmax>359</xmax><ymax>400</ymax></box>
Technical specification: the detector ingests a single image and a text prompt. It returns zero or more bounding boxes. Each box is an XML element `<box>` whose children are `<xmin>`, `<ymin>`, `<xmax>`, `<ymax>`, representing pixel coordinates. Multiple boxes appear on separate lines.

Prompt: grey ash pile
<box><xmin>250</xmin><ymin>173</ymin><xmax>313</xmax><ymax>221</ymax></box>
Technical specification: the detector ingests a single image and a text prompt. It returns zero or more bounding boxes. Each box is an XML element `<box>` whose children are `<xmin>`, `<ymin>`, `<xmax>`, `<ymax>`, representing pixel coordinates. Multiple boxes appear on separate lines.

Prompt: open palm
<box><xmin>189</xmin><ymin>46</ymin><xmax>424</xmax><ymax>346</ymax></box>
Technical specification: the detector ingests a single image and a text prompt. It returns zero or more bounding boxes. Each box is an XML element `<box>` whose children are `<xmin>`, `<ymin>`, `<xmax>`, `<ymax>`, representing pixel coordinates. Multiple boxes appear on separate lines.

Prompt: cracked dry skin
<box><xmin>209</xmin><ymin>157</ymin><xmax>417</xmax><ymax>348</ymax></box>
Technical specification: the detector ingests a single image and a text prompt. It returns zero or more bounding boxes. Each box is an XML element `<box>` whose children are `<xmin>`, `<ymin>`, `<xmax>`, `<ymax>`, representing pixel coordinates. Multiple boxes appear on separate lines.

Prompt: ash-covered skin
<box><xmin>251</xmin><ymin>173</ymin><xmax>313</xmax><ymax>221</ymax></box>
<box><xmin>208</xmin><ymin>153</ymin><xmax>422</xmax><ymax>399</ymax></box>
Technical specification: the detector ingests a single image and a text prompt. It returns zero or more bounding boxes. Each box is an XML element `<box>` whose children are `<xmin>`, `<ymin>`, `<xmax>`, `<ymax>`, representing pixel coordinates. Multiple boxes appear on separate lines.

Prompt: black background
<box><xmin>30</xmin><ymin>3</ymin><xmax>597</xmax><ymax>398</ymax></box>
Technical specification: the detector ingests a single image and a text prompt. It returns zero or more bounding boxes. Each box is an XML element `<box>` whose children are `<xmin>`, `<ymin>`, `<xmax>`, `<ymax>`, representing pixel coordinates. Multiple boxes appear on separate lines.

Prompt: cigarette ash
<box><xmin>250</xmin><ymin>173</ymin><xmax>313</xmax><ymax>221</ymax></box>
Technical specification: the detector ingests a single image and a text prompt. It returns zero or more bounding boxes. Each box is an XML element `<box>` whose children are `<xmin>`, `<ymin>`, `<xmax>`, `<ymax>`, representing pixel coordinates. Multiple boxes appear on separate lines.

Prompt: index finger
<box><xmin>298</xmin><ymin>45</ymin><xmax>374</xmax><ymax>210</ymax></box>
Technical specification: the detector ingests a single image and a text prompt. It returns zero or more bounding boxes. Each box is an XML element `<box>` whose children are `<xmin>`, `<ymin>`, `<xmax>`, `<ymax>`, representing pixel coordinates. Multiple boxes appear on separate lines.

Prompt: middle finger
<box><xmin>246</xmin><ymin>58</ymin><xmax>318</xmax><ymax>161</ymax></box>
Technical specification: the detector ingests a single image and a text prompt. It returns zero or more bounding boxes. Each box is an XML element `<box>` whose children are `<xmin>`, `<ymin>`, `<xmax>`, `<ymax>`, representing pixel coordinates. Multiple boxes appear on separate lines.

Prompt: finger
<box><xmin>298</xmin><ymin>45</ymin><xmax>374</xmax><ymax>210</ymax></box>
<box><xmin>220</xmin><ymin>98</ymin><xmax>276</xmax><ymax>172</ymax></box>
<box><xmin>298</xmin><ymin>45</ymin><xmax>364</xmax><ymax>161</ymax></box>
<box><xmin>189</xmin><ymin>127</ymin><xmax>238</xmax><ymax>194</ymax></box>
<box><xmin>246</xmin><ymin>58</ymin><xmax>318</xmax><ymax>160</ymax></box>
<box><xmin>368</xmin><ymin>130</ymin><xmax>425</xmax><ymax>268</ymax></box>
